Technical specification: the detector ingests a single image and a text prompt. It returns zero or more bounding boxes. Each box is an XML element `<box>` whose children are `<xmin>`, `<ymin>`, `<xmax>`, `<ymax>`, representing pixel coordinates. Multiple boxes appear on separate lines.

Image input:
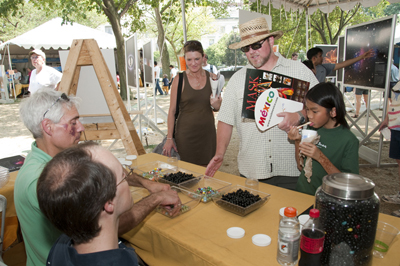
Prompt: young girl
<box><xmin>288</xmin><ymin>82</ymin><xmax>359</xmax><ymax>195</ymax></box>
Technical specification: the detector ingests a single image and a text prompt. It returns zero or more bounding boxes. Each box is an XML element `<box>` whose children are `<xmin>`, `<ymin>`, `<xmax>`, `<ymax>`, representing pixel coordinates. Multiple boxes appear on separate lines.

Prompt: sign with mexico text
<box><xmin>255</xmin><ymin>89</ymin><xmax>304</xmax><ymax>131</ymax></box>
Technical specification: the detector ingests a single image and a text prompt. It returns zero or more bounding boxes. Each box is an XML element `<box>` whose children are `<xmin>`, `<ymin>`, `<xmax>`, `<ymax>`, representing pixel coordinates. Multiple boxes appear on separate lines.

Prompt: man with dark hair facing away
<box><xmin>37</xmin><ymin>142</ymin><xmax>139</xmax><ymax>265</ymax></box>
<box><xmin>307</xmin><ymin>47</ymin><xmax>374</xmax><ymax>83</ymax></box>
<box><xmin>15</xmin><ymin>89</ymin><xmax>180</xmax><ymax>266</ymax></box>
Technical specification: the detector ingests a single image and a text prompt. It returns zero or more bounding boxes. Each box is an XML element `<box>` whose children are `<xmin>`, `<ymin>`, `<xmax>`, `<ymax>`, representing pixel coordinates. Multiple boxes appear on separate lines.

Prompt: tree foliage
<box><xmin>206</xmin><ymin>32</ymin><xmax>248</xmax><ymax>67</ymax></box>
<box><xmin>0</xmin><ymin>1</ymin><xmax>107</xmax><ymax>42</ymax></box>
<box><xmin>245</xmin><ymin>0</ymin><xmax>398</xmax><ymax>58</ymax></box>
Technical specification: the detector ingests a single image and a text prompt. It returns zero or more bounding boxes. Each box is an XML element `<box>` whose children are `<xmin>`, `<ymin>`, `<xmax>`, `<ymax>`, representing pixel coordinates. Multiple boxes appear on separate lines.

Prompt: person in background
<box><xmin>379</xmin><ymin>82</ymin><xmax>400</xmax><ymax>217</ymax></box>
<box><xmin>154</xmin><ymin>61</ymin><xmax>163</xmax><ymax>96</ymax></box>
<box><xmin>28</xmin><ymin>49</ymin><xmax>62</xmax><ymax>94</ymax></box>
<box><xmin>205</xmin><ymin>17</ymin><xmax>318</xmax><ymax>190</ymax></box>
<box><xmin>307</xmin><ymin>47</ymin><xmax>374</xmax><ymax>83</ymax></box>
<box><xmin>302</xmin><ymin>60</ymin><xmax>315</xmax><ymax>75</ymax></box>
<box><xmin>288</xmin><ymin>83</ymin><xmax>359</xmax><ymax>195</ymax></box>
<box><xmin>15</xmin><ymin>89</ymin><xmax>180</xmax><ymax>266</ymax></box>
<box><xmin>38</xmin><ymin>142</ymin><xmax>139</xmax><ymax>265</ymax></box>
<box><xmin>291</xmin><ymin>52</ymin><xmax>298</xmax><ymax>61</ymax></box>
<box><xmin>169</xmin><ymin>65</ymin><xmax>178</xmax><ymax>91</ymax></box>
<box><xmin>163</xmin><ymin>40</ymin><xmax>222</xmax><ymax>166</ymax></box>
<box><xmin>353</xmin><ymin>88</ymin><xmax>369</xmax><ymax>118</ymax></box>
<box><xmin>162</xmin><ymin>74</ymin><xmax>169</xmax><ymax>95</ymax></box>
<box><xmin>13</xmin><ymin>69</ymin><xmax>21</xmax><ymax>83</ymax></box>
<box><xmin>202</xmin><ymin>53</ymin><xmax>218</xmax><ymax>74</ymax></box>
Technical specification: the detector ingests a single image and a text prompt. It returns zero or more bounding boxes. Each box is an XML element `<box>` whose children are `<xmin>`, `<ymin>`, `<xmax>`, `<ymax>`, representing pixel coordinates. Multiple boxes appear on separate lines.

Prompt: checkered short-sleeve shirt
<box><xmin>218</xmin><ymin>54</ymin><xmax>319</xmax><ymax>179</ymax></box>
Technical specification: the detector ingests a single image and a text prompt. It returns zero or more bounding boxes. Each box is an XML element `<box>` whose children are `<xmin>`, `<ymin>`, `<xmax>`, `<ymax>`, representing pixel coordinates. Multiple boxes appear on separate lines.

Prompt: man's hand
<box><xmin>277</xmin><ymin>112</ymin><xmax>300</xmax><ymax>132</ymax></box>
<box><xmin>156</xmin><ymin>189</ymin><xmax>182</xmax><ymax>217</ymax></box>
<box><xmin>205</xmin><ymin>155</ymin><xmax>224</xmax><ymax>177</ymax></box>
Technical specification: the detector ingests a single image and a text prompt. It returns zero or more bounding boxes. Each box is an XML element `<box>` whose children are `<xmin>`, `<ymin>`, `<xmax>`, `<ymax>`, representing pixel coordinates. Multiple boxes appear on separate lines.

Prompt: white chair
<box><xmin>0</xmin><ymin>195</ymin><xmax>7</xmax><ymax>263</ymax></box>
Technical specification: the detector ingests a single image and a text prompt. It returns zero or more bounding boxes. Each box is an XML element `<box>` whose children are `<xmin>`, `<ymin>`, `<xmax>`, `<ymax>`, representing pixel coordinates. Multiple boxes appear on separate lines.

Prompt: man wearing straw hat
<box><xmin>206</xmin><ymin>17</ymin><xmax>318</xmax><ymax>190</ymax></box>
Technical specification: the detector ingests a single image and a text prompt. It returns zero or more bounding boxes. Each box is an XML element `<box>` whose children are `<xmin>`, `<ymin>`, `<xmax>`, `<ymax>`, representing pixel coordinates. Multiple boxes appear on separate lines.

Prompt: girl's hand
<box><xmin>299</xmin><ymin>142</ymin><xmax>321</xmax><ymax>160</ymax></box>
<box><xmin>288</xmin><ymin>126</ymin><xmax>301</xmax><ymax>141</ymax></box>
<box><xmin>162</xmin><ymin>139</ymin><xmax>178</xmax><ymax>157</ymax></box>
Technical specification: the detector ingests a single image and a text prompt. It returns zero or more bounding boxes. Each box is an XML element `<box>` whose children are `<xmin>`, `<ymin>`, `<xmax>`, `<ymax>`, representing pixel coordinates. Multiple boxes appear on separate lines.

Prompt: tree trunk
<box><xmin>103</xmin><ymin>0</ymin><xmax>128</xmax><ymax>100</ymax></box>
<box><xmin>154</xmin><ymin>7</ymin><xmax>170</xmax><ymax>78</ymax></box>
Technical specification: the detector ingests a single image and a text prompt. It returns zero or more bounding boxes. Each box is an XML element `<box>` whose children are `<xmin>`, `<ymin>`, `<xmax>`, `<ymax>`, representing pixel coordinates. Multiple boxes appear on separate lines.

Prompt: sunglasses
<box><xmin>240</xmin><ymin>38</ymin><xmax>268</xmax><ymax>53</ymax></box>
<box><xmin>43</xmin><ymin>93</ymin><xmax>70</xmax><ymax>119</ymax></box>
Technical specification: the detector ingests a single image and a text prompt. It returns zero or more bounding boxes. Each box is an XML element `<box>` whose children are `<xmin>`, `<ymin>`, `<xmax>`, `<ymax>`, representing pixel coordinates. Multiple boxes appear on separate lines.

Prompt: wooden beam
<box><xmin>80</xmin><ymin>129</ymin><xmax>121</xmax><ymax>141</ymax></box>
<box><xmin>59</xmin><ymin>39</ymin><xmax>84</xmax><ymax>94</ymax></box>
<box><xmin>85</xmin><ymin>39</ymin><xmax>145</xmax><ymax>155</ymax></box>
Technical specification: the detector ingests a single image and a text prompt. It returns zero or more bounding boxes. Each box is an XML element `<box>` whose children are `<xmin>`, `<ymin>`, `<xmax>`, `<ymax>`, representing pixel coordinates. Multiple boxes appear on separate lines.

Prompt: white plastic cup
<box><xmin>298</xmin><ymin>214</ymin><xmax>310</xmax><ymax>231</ymax></box>
<box><xmin>126</xmin><ymin>155</ymin><xmax>138</xmax><ymax>168</ymax></box>
<box><xmin>167</xmin><ymin>156</ymin><xmax>178</xmax><ymax>167</ymax></box>
<box><xmin>245</xmin><ymin>177</ymin><xmax>259</xmax><ymax>191</ymax></box>
<box><xmin>373</xmin><ymin>221</ymin><xmax>400</xmax><ymax>258</ymax></box>
<box><xmin>301</xmin><ymin>129</ymin><xmax>317</xmax><ymax>143</ymax></box>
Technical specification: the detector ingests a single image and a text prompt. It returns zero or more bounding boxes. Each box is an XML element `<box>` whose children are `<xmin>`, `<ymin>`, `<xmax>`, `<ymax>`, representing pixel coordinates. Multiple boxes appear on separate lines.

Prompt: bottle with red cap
<box><xmin>299</xmin><ymin>208</ymin><xmax>325</xmax><ymax>266</ymax></box>
<box><xmin>277</xmin><ymin>207</ymin><xmax>300</xmax><ymax>266</ymax></box>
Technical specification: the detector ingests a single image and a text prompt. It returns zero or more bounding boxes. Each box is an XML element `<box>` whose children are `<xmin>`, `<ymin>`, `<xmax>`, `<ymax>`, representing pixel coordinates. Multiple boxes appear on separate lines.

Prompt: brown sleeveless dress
<box><xmin>175</xmin><ymin>71</ymin><xmax>216</xmax><ymax>165</ymax></box>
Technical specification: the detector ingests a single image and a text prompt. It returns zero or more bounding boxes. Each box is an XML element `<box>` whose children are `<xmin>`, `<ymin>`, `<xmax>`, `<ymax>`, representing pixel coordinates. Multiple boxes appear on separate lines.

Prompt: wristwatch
<box><xmin>297</xmin><ymin>111</ymin><xmax>306</xmax><ymax>125</ymax></box>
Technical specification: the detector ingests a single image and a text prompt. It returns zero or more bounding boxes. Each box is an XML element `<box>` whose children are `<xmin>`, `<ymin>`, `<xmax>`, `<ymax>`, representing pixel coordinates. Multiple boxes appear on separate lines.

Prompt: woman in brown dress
<box><xmin>162</xmin><ymin>41</ymin><xmax>222</xmax><ymax>165</ymax></box>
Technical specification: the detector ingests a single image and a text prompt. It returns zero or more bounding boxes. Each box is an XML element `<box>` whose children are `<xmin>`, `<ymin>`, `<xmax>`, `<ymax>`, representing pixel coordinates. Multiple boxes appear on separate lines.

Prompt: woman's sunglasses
<box><xmin>240</xmin><ymin>38</ymin><xmax>268</xmax><ymax>53</ymax></box>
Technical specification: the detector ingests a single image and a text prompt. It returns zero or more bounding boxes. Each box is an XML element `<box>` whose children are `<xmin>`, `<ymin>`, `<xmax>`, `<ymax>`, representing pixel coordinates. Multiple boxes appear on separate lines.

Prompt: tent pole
<box><xmin>181</xmin><ymin>0</ymin><xmax>187</xmax><ymax>43</ymax></box>
<box><xmin>306</xmin><ymin>9</ymin><xmax>309</xmax><ymax>52</ymax></box>
<box><xmin>7</xmin><ymin>44</ymin><xmax>16</xmax><ymax>100</ymax></box>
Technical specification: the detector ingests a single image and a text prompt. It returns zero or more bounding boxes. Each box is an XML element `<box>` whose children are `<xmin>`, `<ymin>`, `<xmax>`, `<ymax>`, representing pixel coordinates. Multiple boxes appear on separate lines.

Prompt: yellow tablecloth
<box><xmin>123</xmin><ymin>153</ymin><xmax>400</xmax><ymax>266</ymax></box>
<box><xmin>1</xmin><ymin>171</ymin><xmax>17</xmax><ymax>218</ymax></box>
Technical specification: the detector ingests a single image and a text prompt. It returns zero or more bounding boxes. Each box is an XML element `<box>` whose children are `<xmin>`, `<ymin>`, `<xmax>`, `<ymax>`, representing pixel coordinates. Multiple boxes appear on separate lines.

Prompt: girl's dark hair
<box><xmin>306</xmin><ymin>82</ymin><xmax>349</xmax><ymax>129</ymax></box>
<box><xmin>183</xmin><ymin>40</ymin><xmax>204</xmax><ymax>56</ymax></box>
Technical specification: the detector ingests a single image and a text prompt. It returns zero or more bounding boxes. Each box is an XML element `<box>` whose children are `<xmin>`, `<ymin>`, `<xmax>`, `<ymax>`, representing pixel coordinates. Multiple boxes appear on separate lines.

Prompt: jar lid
<box><xmin>321</xmin><ymin>173</ymin><xmax>375</xmax><ymax>200</ymax></box>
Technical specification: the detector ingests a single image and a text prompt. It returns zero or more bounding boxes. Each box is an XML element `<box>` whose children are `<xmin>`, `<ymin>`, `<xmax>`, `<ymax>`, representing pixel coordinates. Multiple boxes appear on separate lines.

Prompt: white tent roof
<box><xmin>250</xmin><ymin>0</ymin><xmax>400</xmax><ymax>14</ymax></box>
<box><xmin>0</xmin><ymin>17</ymin><xmax>116</xmax><ymax>54</ymax></box>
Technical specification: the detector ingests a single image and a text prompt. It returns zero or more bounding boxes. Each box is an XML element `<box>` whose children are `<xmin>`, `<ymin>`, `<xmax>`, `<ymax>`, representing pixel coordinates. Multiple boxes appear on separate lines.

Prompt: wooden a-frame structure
<box><xmin>59</xmin><ymin>39</ymin><xmax>145</xmax><ymax>156</ymax></box>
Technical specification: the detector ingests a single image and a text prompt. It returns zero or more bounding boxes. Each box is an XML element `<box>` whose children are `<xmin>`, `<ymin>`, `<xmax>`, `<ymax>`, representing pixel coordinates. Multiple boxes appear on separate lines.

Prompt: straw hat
<box><xmin>229</xmin><ymin>17</ymin><xmax>283</xmax><ymax>50</ymax></box>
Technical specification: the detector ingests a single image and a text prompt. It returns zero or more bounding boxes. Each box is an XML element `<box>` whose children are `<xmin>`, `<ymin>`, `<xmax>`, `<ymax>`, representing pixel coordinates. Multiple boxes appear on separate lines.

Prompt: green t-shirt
<box><xmin>14</xmin><ymin>142</ymin><xmax>61</xmax><ymax>266</ymax></box>
<box><xmin>296</xmin><ymin>126</ymin><xmax>359</xmax><ymax>195</ymax></box>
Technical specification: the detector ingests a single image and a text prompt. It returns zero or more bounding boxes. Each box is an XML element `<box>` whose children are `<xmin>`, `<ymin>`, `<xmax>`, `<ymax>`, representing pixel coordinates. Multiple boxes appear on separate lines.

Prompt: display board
<box><xmin>344</xmin><ymin>16</ymin><xmax>395</xmax><ymax>89</ymax></box>
<box><xmin>59</xmin><ymin>49</ymin><xmax>117</xmax><ymax>117</ymax></box>
<box><xmin>143</xmin><ymin>41</ymin><xmax>153</xmax><ymax>84</ymax></box>
<box><xmin>337</xmin><ymin>36</ymin><xmax>345</xmax><ymax>84</ymax></box>
<box><xmin>125</xmin><ymin>34</ymin><xmax>138</xmax><ymax>88</ymax></box>
<box><xmin>315</xmin><ymin>45</ymin><xmax>337</xmax><ymax>77</ymax></box>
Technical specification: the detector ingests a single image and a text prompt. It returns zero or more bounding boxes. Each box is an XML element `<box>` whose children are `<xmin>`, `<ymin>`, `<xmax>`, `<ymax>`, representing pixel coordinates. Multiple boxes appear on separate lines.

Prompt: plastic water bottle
<box><xmin>299</xmin><ymin>209</ymin><xmax>325</xmax><ymax>266</ymax></box>
<box><xmin>277</xmin><ymin>207</ymin><xmax>300</xmax><ymax>266</ymax></box>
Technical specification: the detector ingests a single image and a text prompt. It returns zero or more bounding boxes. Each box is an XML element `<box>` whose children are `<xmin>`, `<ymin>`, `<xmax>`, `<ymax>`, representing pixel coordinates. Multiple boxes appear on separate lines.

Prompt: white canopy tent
<box><xmin>0</xmin><ymin>17</ymin><xmax>116</xmax><ymax>56</ymax></box>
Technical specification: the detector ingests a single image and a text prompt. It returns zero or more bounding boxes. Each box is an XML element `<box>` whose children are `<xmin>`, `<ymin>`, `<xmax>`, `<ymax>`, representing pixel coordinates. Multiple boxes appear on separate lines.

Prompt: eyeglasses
<box><xmin>43</xmin><ymin>93</ymin><xmax>70</xmax><ymax>119</ymax></box>
<box><xmin>118</xmin><ymin>166</ymin><xmax>133</xmax><ymax>186</ymax></box>
<box><xmin>240</xmin><ymin>38</ymin><xmax>268</xmax><ymax>53</ymax></box>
